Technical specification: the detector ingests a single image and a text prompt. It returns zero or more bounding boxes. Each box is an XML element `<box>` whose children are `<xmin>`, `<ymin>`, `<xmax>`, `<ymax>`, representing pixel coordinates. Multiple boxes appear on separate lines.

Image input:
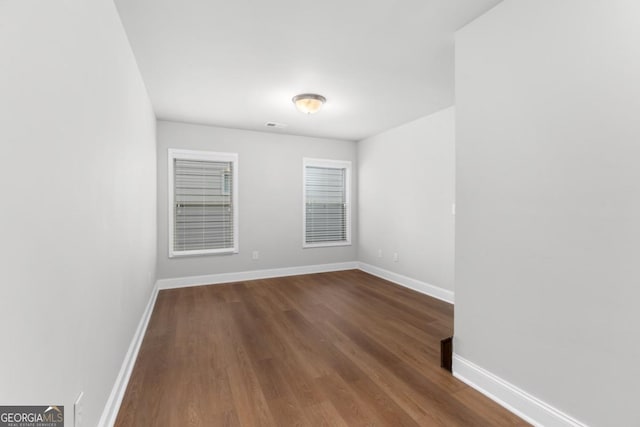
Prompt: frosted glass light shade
<box><xmin>292</xmin><ymin>93</ymin><xmax>326</xmax><ymax>114</ymax></box>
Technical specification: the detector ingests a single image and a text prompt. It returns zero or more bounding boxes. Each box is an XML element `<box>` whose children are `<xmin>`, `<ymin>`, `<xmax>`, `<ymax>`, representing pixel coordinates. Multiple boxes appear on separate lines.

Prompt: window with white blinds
<box><xmin>303</xmin><ymin>158</ymin><xmax>352</xmax><ymax>248</ymax></box>
<box><xmin>168</xmin><ymin>149</ymin><xmax>238</xmax><ymax>257</ymax></box>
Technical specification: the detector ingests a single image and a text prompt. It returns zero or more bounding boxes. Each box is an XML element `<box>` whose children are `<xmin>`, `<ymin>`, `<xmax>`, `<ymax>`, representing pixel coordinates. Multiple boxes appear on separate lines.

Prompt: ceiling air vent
<box><xmin>265</xmin><ymin>122</ymin><xmax>288</xmax><ymax>129</ymax></box>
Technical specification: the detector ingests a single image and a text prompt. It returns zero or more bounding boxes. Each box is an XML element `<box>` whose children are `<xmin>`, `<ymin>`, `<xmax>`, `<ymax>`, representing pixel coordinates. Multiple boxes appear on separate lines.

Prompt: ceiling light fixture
<box><xmin>292</xmin><ymin>93</ymin><xmax>326</xmax><ymax>114</ymax></box>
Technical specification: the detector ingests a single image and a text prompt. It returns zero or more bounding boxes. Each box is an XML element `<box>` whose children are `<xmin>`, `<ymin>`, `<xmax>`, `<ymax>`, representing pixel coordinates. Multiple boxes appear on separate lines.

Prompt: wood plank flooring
<box><xmin>115</xmin><ymin>270</ymin><xmax>528</xmax><ymax>426</ymax></box>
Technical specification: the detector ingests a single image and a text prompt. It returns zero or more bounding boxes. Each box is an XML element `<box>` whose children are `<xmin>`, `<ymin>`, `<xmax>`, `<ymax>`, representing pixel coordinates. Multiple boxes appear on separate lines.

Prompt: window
<box><xmin>303</xmin><ymin>158</ymin><xmax>352</xmax><ymax>248</ymax></box>
<box><xmin>168</xmin><ymin>149</ymin><xmax>238</xmax><ymax>257</ymax></box>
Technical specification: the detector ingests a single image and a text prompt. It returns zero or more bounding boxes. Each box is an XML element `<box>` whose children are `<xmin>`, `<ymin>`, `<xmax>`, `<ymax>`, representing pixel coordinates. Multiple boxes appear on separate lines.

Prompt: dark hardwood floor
<box><xmin>115</xmin><ymin>270</ymin><xmax>528</xmax><ymax>426</ymax></box>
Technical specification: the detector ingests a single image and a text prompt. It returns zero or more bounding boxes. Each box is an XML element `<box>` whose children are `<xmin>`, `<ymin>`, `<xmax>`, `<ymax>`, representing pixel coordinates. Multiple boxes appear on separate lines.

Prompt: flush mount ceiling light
<box><xmin>292</xmin><ymin>93</ymin><xmax>326</xmax><ymax>114</ymax></box>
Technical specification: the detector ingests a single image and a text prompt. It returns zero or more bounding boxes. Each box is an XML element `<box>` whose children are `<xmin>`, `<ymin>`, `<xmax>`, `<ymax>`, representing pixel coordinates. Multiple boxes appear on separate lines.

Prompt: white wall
<box><xmin>157</xmin><ymin>121</ymin><xmax>357</xmax><ymax>280</ymax></box>
<box><xmin>455</xmin><ymin>1</ymin><xmax>640</xmax><ymax>425</ymax></box>
<box><xmin>358</xmin><ymin>107</ymin><xmax>456</xmax><ymax>294</ymax></box>
<box><xmin>0</xmin><ymin>1</ymin><xmax>157</xmax><ymax>426</ymax></box>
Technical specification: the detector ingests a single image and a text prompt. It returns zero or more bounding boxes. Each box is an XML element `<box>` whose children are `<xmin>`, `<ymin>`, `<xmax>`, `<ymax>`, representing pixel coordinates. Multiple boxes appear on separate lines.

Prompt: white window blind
<box><xmin>303</xmin><ymin>158</ymin><xmax>352</xmax><ymax>247</ymax></box>
<box><xmin>169</xmin><ymin>149</ymin><xmax>238</xmax><ymax>257</ymax></box>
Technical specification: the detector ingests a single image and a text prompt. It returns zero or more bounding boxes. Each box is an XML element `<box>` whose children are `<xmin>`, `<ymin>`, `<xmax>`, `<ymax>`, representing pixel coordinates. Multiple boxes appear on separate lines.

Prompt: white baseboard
<box><xmin>156</xmin><ymin>261</ymin><xmax>359</xmax><ymax>290</ymax></box>
<box><xmin>453</xmin><ymin>353</ymin><xmax>587</xmax><ymax>427</ymax></box>
<box><xmin>98</xmin><ymin>282</ymin><xmax>159</xmax><ymax>427</ymax></box>
<box><xmin>358</xmin><ymin>262</ymin><xmax>454</xmax><ymax>304</ymax></box>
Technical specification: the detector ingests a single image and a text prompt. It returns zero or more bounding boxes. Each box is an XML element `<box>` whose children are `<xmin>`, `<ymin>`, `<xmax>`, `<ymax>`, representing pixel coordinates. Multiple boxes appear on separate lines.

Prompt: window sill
<box><xmin>169</xmin><ymin>248</ymin><xmax>238</xmax><ymax>258</ymax></box>
<box><xmin>303</xmin><ymin>241</ymin><xmax>352</xmax><ymax>249</ymax></box>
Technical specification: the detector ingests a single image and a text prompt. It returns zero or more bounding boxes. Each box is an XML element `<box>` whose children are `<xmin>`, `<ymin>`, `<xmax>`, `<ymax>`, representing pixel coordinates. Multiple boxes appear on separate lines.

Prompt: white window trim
<box><xmin>168</xmin><ymin>148</ymin><xmax>239</xmax><ymax>258</ymax></box>
<box><xmin>302</xmin><ymin>157</ymin><xmax>352</xmax><ymax>249</ymax></box>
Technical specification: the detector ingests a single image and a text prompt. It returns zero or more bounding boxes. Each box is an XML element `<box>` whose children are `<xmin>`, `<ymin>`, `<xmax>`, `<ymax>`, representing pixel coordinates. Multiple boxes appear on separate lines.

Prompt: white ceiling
<box><xmin>115</xmin><ymin>0</ymin><xmax>501</xmax><ymax>141</ymax></box>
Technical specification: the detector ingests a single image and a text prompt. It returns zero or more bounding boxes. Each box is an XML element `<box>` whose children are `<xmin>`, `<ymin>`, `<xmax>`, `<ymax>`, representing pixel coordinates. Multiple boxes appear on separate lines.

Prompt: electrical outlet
<box><xmin>74</xmin><ymin>392</ymin><xmax>84</xmax><ymax>427</ymax></box>
<box><xmin>252</xmin><ymin>250</ymin><xmax>259</xmax><ymax>260</ymax></box>
<box><xmin>393</xmin><ymin>252</ymin><xmax>399</xmax><ymax>262</ymax></box>
<box><xmin>377</xmin><ymin>249</ymin><xmax>382</xmax><ymax>258</ymax></box>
